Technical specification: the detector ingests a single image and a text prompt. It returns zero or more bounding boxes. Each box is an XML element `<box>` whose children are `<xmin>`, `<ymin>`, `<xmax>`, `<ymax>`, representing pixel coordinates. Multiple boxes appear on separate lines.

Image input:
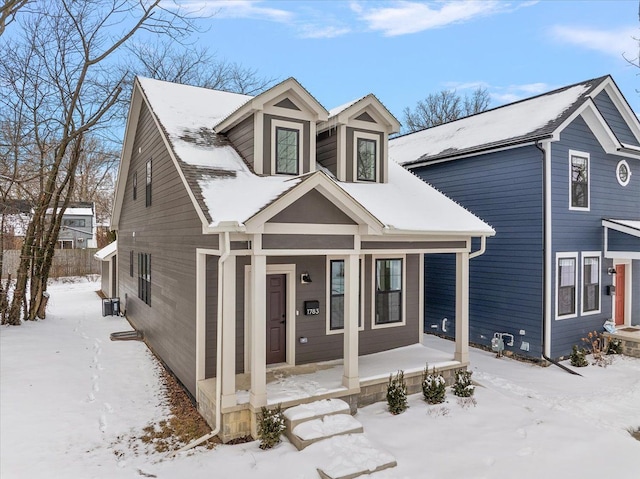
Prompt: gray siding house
<box><xmin>54</xmin><ymin>202</ymin><xmax>97</xmax><ymax>249</ymax></box>
<box><xmin>391</xmin><ymin>75</ymin><xmax>640</xmax><ymax>361</ymax></box>
<box><xmin>111</xmin><ymin>77</ymin><xmax>494</xmax><ymax>440</ymax></box>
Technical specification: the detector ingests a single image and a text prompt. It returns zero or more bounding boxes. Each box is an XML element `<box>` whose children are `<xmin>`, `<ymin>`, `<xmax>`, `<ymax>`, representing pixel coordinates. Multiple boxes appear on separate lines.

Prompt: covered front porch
<box><xmin>197</xmin><ymin>335</ymin><xmax>468</xmax><ymax>441</ymax></box>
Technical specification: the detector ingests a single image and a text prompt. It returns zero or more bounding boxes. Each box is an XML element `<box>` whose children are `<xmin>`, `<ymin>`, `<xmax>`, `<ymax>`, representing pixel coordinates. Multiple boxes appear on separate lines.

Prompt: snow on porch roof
<box><xmin>94</xmin><ymin>240</ymin><xmax>117</xmax><ymax>260</ymax></box>
<box><xmin>390</xmin><ymin>76</ymin><xmax>609</xmax><ymax>166</ymax></box>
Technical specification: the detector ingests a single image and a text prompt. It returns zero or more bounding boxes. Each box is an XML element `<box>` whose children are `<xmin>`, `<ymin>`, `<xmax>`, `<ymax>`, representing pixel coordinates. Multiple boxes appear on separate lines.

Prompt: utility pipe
<box><xmin>170</xmin><ymin>231</ymin><xmax>231</xmax><ymax>456</ymax></box>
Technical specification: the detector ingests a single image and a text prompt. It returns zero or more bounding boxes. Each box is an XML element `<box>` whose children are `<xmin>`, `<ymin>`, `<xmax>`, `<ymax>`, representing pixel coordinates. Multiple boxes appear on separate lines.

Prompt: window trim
<box><xmin>616</xmin><ymin>159</ymin><xmax>631</xmax><ymax>187</ymax></box>
<box><xmin>371</xmin><ymin>254</ymin><xmax>406</xmax><ymax>330</ymax></box>
<box><xmin>353</xmin><ymin>131</ymin><xmax>380</xmax><ymax>183</ymax></box>
<box><xmin>325</xmin><ymin>256</ymin><xmax>365</xmax><ymax>335</ymax></box>
<box><xmin>569</xmin><ymin>150</ymin><xmax>590</xmax><ymax>211</ymax></box>
<box><xmin>271</xmin><ymin>119</ymin><xmax>304</xmax><ymax>176</ymax></box>
<box><xmin>555</xmin><ymin>252</ymin><xmax>578</xmax><ymax>320</ymax></box>
<box><xmin>581</xmin><ymin>251</ymin><xmax>601</xmax><ymax>315</ymax></box>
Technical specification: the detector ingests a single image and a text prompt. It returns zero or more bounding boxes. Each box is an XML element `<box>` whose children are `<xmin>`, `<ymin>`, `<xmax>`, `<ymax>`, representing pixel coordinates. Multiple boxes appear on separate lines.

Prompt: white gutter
<box><xmin>469</xmin><ymin>235</ymin><xmax>487</xmax><ymax>259</ymax></box>
<box><xmin>171</xmin><ymin>231</ymin><xmax>231</xmax><ymax>455</ymax></box>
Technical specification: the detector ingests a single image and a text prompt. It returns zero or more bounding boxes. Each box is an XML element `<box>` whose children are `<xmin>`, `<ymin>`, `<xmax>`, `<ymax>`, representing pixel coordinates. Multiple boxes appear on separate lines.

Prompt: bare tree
<box><xmin>402</xmin><ymin>87</ymin><xmax>490</xmax><ymax>133</ymax></box>
<box><xmin>125</xmin><ymin>40</ymin><xmax>275</xmax><ymax>95</ymax></box>
<box><xmin>623</xmin><ymin>1</ymin><xmax>640</xmax><ymax>91</ymax></box>
<box><xmin>0</xmin><ymin>0</ymin><xmax>197</xmax><ymax>325</ymax></box>
<box><xmin>0</xmin><ymin>0</ymin><xmax>29</xmax><ymax>36</ymax></box>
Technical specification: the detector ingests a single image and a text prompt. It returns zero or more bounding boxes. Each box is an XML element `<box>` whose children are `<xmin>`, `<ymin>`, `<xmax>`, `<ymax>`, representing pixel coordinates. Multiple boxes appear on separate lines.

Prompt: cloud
<box><xmin>299</xmin><ymin>25</ymin><xmax>351</xmax><ymax>39</ymax></box>
<box><xmin>178</xmin><ymin>0</ymin><xmax>293</xmax><ymax>22</ymax></box>
<box><xmin>490</xmin><ymin>82</ymin><xmax>553</xmax><ymax>105</ymax></box>
<box><xmin>352</xmin><ymin>0</ymin><xmax>526</xmax><ymax>37</ymax></box>
<box><xmin>551</xmin><ymin>25</ymin><xmax>638</xmax><ymax>59</ymax></box>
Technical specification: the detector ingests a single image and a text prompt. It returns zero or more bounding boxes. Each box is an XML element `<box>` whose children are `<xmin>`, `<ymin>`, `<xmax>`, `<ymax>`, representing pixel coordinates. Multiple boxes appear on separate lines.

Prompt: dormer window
<box><xmin>276</xmin><ymin>127</ymin><xmax>299</xmax><ymax>175</ymax></box>
<box><xmin>272</xmin><ymin>119</ymin><xmax>304</xmax><ymax>176</ymax></box>
<box><xmin>354</xmin><ymin>131</ymin><xmax>380</xmax><ymax>182</ymax></box>
<box><xmin>357</xmin><ymin>138</ymin><xmax>376</xmax><ymax>181</ymax></box>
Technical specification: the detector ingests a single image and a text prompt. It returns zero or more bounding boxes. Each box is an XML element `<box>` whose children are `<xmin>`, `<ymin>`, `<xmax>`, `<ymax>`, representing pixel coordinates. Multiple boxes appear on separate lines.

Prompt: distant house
<box><xmin>53</xmin><ymin>202</ymin><xmax>97</xmax><ymax>249</ymax></box>
<box><xmin>391</xmin><ymin>75</ymin><xmax>640</xmax><ymax>361</ymax></box>
<box><xmin>111</xmin><ymin>76</ymin><xmax>494</xmax><ymax>440</ymax></box>
<box><xmin>1</xmin><ymin>199</ymin><xmax>32</xmax><ymax>249</ymax></box>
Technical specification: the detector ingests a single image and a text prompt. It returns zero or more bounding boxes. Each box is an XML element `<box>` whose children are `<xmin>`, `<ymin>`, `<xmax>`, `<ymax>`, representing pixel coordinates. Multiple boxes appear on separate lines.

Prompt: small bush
<box><xmin>422</xmin><ymin>364</ymin><xmax>446</xmax><ymax>404</ymax></box>
<box><xmin>569</xmin><ymin>345</ymin><xmax>588</xmax><ymax>367</ymax></box>
<box><xmin>387</xmin><ymin>370</ymin><xmax>408</xmax><ymax>415</ymax></box>
<box><xmin>607</xmin><ymin>338</ymin><xmax>623</xmax><ymax>355</ymax></box>
<box><xmin>451</xmin><ymin>369</ymin><xmax>475</xmax><ymax>398</ymax></box>
<box><xmin>257</xmin><ymin>405</ymin><xmax>286</xmax><ymax>450</ymax></box>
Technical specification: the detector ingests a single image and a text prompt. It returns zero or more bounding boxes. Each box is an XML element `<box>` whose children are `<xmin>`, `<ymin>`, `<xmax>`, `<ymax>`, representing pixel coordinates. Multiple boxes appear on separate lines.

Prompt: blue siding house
<box><xmin>390</xmin><ymin>75</ymin><xmax>640</xmax><ymax>360</ymax></box>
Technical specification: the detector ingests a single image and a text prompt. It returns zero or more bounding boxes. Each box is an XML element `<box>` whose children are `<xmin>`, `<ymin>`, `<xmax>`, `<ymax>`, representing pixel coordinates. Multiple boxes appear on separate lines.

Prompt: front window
<box><xmin>329</xmin><ymin>259</ymin><xmax>362</xmax><ymax>331</ymax></box>
<box><xmin>582</xmin><ymin>255</ymin><xmax>600</xmax><ymax>313</ymax></box>
<box><xmin>276</xmin><ymin>127</ymin><xmax>299</xmax><ymax>175</ymax></box>
<box><xmin>375</xmin><ymin>258</ymin><xmax>402</xmax><ymax>324</ymax></box>
<box><xmin>570</xmin><ymin>153</ymin><xmax>589</xmax><ymax>209</ymax></box>
<box><xmin>357</xmin><ymin>138</ymin><xmax>376</xmax><ymax>181</ymax></box>
<box><xmin>616</xmin><ymin>160</ymin><xmax>630</xmax><ymax>186</ymax></box>
<box><xmin>557</xmin><ymin>256</ymin><xmax>576</xmax><ymax>317</ymax></box>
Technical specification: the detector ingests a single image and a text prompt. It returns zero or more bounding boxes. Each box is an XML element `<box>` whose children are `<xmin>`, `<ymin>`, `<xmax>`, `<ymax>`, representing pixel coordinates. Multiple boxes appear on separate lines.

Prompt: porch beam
<box><xmin>454</xmin><ymin>251</ymin><xmax>470</xmax><ymax>363</ymax></box>
<box><xmin>342</xmin><ymin>253</ymin><xmax>360</xmax><ymax>389</ymax></box>
<box><xmin>249</xmin><ymin>253</ymin><xmax>267</xmax><ymax>407</ymax></box>
<box><xmin>220</xmin><ymin>256</ymin><xmax>237</xmax><ymax>408</ymax></box>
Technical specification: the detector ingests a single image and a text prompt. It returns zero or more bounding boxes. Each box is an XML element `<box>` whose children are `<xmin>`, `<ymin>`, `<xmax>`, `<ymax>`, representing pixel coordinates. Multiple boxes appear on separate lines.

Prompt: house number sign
<box><xmin>304</xmin><ymin>301</ymin><xmax>320</xmax><ymax>316</ymax></box>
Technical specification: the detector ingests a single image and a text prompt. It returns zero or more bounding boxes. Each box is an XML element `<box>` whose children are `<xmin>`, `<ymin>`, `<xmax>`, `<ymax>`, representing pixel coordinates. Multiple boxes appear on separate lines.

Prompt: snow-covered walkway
<box><xmin>1</xmin><ymin>278</ymin><xmax>638</xmax><ymax>479</ymax></box>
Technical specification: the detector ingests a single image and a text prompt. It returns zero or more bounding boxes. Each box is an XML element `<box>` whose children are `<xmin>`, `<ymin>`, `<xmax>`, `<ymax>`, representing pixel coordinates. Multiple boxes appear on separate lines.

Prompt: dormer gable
<box><xmin>214</xmin><ymin>78</ymin><xmax>329</xmax><ymax>177</ymax></box>
<box><xmin>317</xmin><ymin>94</ymin><xmax>400</xmax><ymax>184</ymax></box>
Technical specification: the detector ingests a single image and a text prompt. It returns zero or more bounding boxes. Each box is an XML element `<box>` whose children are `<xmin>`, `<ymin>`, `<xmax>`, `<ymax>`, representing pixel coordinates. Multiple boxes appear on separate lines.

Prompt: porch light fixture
<box><xmin>607</xmin><ymin>267</ymin><xmax>617</xmax><ymax>275</ymax></box>
<box><xmin>300</xmin><ymin>272</ymin><xmax>312</xmax><ymax>284</ymax></box>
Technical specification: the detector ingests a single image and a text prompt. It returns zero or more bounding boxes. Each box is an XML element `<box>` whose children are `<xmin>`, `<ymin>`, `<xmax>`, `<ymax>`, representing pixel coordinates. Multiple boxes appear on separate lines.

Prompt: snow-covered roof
<box><xmin>136</xmin><ymin>76</ymin><xmax>493</xmax><ymax>236</ymax></box>
<box><xmin>2</xmin><ymin>213</ymin><xmax>30</xmax><ymax>237</ymax></box>
<box><xmin>94</xmin><ymin>240</ymin><xmax>117</xmax><ymax>260</ymax></box>
<box><xmin>390</xmin><ymin>76</ymin><xmax>610</xmax><ymax>166</ymax></box>
<box><xmin>46</xmin><ymin>207</ymin><xmax>94</xmax><ymax>216</ymax></box>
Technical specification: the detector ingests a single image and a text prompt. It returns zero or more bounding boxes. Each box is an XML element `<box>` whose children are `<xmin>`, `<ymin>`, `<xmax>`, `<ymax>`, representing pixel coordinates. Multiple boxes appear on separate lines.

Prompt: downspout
<box><xmin>534</xmin><ymin>141</ymin><xmax>581</xmax><ymax>376</ymax></box>
<box><xmin>171</xmin><ymin>231</ymin><xmax>231</xmax><ymax>455</ymax></box>
<box><xmin>469</xmin><ymin>235</ymin><xmax>486</xmax><ymax>259</ymax></box>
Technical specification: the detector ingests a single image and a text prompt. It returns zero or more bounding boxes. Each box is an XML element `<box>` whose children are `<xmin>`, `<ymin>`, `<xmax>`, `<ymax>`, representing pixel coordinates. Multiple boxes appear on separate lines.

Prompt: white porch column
<box><xmin>454</xmin><ymin>251</ymin><xmax>470</xmax><ymax>364</ymax></box>
<box><xmin>249</xmin><ymin>253</ymin><xmax>267</xmax><ymax>408</ymax></box>
<box><xmin>342</xmin><ymin>253</ymin><xmax>360</xmax><ymax>389</ymax></box>
<box><xmin>220</xmin><ymin>256</ymin><xmax>237</xmax><ymax>408</ymax></box>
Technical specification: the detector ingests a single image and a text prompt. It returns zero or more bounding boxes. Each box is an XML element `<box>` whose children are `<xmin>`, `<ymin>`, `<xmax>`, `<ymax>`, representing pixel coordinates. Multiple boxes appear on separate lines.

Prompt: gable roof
<box><xmin>323</xmin><ymin>94</ymin><xmax>401</xmax><ymax>134</ymax></box>
<box><xmin>94</xmin><ymin>240</ymin><xmax>117</xmax><ymax>261</ymax></box>
<box><xmin>391</xmin><ymin>75</ymin><xmax>640</xmax><ymax>166</ymax></box>
<box><xmin>112</xmin><ymin>76</ymin><xmax>494</xmax><ymax>237</ymax></box>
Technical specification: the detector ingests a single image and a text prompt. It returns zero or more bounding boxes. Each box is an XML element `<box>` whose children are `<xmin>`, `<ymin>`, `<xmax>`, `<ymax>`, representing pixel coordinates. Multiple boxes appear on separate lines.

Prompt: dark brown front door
<box><xmin>615</xmin><ymin>265</ymin><xmax>626</xmax><ymax>326</ymax></box>
<box><xmin>266</xmin><ymin>274</ymin><xmax>286</xmax><ymax>364</ymax></box>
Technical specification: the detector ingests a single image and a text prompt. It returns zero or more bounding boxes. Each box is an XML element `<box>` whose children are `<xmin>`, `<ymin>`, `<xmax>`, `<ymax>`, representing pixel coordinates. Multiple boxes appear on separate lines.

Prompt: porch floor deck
<box><xmin>199</xmin><ymin>335</ymin><xmax>460</xmax><ymax>408</ymax></box>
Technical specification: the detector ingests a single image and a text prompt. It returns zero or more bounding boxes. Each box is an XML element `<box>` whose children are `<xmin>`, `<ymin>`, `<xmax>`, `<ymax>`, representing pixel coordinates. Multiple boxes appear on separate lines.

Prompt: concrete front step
<box><xmin>283</xmin><ymin>398</ymin><xmax>351</xmax><ymax>432</ymax></box>
<box><xmin>290</xmin><ymin>414</ymin><xmax>364</xmax><ymax>450</ymax></box>
<box><xmin>310</xmin><ymin>434</ymin><xmax>397</xmax><ymax>479</ymax></box>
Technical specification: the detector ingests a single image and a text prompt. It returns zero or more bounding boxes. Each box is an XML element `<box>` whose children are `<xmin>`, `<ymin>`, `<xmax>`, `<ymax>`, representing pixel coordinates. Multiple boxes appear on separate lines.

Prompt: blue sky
<box><xmin>177</xmin><ymin>0</ymin><xmax>640</xmax><ymax>126</ymax></box>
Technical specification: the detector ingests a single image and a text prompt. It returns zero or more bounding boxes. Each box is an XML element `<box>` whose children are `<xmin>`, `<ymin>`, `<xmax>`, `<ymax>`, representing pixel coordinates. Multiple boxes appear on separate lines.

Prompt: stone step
<box><xmin>283</xmin><ymin>398</ymin><xmax>351</xmax><ymax>432</ymax></box>
<box><xmin>310</xmin><ymin>434</ymin><xmax>397</xmax><ymax>479</ymax></box>
<box><xmin>289</xmin><ymin>414</ymin><xmax>364</xmax><ymax>450</ymax></box>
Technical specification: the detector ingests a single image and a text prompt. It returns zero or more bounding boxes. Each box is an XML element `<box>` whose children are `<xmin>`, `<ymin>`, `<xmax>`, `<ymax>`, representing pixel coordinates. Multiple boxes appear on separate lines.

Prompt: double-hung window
<box><xmin>329</xmin><ymin>259</ymin><xmax>362</xmax><ymax>332</ymax></box>
<box><xmin>138</xmin><ymin>253</ymin><xmax>151</xmax><ymax>306</ymax></box>
<box><xmin>557</xmin><ymin>254</ymin><xmax>577</xmax><ymax>318</ymax></box>
<box><xmin>275</xmin><ymin>127</ymin><xmax>299</xmax><ymax>175</ymax></box>
<box><xmin>375</xmin><ymin>258</ymin><xmax>403</xmax><ymax>325</ymax></box>
<box><xmin>582</xmin><ymin>254</ymin><xmax>600</xmax><ymax>314</ymax></box>
<box><xmin>570</xmin><ymin>152</ymin><xmax>589</xmax><ymax>209</ymax></box>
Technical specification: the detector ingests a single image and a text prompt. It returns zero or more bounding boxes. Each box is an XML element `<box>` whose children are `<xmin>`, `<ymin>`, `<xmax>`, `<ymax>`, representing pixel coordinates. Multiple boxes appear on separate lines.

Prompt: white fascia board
<box><xmin>321</xmin><ymin>95</ymin><xmax>400</xmax><ymax>134</ymax></box>
<box><xmin>111</xmin><ymin>82</ymin><xmax>143</xmax><ymax>230</ymax></box>
<box><xmin>243</xmin><ymin>172</ymin><xmax>384</xmax><ymax>234</ymax></box>
<box><xmin>602</xmin><ymin>219</ymin><xmax>640</xmax><ymax>238</ymax></box>
<box><xmin>381</xmin><ymin>228</ymin><xmax>495</xmax><ymax>238</ymax></box>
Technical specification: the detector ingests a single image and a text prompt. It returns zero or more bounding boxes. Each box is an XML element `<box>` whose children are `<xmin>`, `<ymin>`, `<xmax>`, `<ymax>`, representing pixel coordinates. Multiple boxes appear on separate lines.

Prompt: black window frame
<box><xmin>138</xmin><ymin>252</ymin><xmax>151</xmax><ymax>306</ymax></box>
<box><xmin>145</xmin><ymin>160</ymin><xmax>152</xmax><ymax>207</ymax></box>
<box><xmin>571</xmin><ymin>154</ymin><xmax>588</xmax><ymax>209</ymax></box>
<box><xmin>129</xmin><ymin>250</ymin><xmax>134</xmax><ymax>277</ymax></box>
<box><xmin>582</xmin><ymin>255</ymin><xmax>600</xmax><ymax>313</ymax></box>
<box><xmin>275</xmin><ymin>126</ymin><xmax>299</xmax><ymax>175</ymax></box>
<box><xmin>558</xmin><ymin>257</ymin><xmax>576</xmax><ymax>316</ymax></box>
<box><xmin>133</xmin><ymin>171</ymin><xmax>137</xmax><ymax>200</ymax></box>
<box><xmin>329</xmin><ymin>259</ymin><xmax>362</xmax><ymax>331</ymax></box>
<box><xmin>356</xmin><ymin>137</ymin><xmax>377</xmax><ymax>182</ymax></box>
<box><xmin>375</xmin><ymin>258</ymin><xmax>403</xmax><ymax>325</ymax></box>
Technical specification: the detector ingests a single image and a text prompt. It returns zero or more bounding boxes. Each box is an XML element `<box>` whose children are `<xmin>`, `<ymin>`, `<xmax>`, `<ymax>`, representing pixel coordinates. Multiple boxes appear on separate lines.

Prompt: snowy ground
<box><xmin>1</xmin><ymin>278</ymin><xmax>638</xmax><ymax>479</ymax></box>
